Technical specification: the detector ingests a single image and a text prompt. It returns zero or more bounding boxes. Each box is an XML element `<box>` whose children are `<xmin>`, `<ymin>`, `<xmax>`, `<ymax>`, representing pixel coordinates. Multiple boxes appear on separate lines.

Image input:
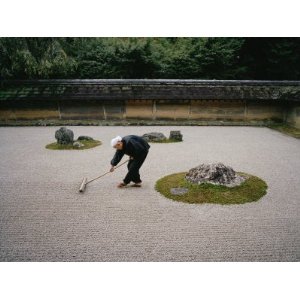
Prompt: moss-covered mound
<box><xmin>155</xmin><ymin>172</ymin><xmax>267</xmax><ymax>205</ymax></box>
<box><xmin>268</xmin><ymin>123</ymin><xmax>300</xmax><ymax>139</ymax></box>
<box><xmin>46</xmin><ymin>139</ymin><xmax>101</xmax><ymax>150</ymax></box>
<box><xmin>150</xmin><ymin>138</ymin><xmax>182</xmax><ymax>143</ymax></box>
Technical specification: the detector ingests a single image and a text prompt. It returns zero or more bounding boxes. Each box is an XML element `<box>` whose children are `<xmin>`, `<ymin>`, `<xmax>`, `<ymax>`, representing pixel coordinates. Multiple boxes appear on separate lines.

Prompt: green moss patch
<box><xmin>267</xmin><ymin>123</ymin><xmax>300</xmax><ymax>139</ymax></box>
<box><xmin>155</xmin><ymin>172</ymin><xmax>267</xmax><ymax>205</ymax></box>
<box><xmin>46</xmin><ymin>139</ymin><xmax>102</xmax><ymax>150</ymax></box>
<box><xmin>149</xmin><ymin>138</ymin><xmax>182</xmax><ymax>143</ymax></box>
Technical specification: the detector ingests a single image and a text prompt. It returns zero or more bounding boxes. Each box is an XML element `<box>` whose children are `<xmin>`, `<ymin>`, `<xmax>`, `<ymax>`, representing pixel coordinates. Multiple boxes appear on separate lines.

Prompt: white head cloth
<box><xmin>111</xmin><ymin>136</ymin><xmax>122</xmax><ymax>147</ymax></box>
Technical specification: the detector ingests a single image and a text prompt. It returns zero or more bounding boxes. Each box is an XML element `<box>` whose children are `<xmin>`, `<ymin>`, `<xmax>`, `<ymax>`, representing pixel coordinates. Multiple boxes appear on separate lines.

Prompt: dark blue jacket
<box><xmin>111</xmin><ymin>135</ymin><xmax>150</xmax><ymax>166</ymax></box>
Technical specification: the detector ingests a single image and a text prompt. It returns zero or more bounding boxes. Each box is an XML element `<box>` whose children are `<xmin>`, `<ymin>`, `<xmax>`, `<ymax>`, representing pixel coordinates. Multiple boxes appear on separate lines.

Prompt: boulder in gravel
<box><xmin>185</xmin><ymin>162</ymin><xmax>246</xmax><ymax>187</ymax></box>
<box><xmin>55</xmin><ymin>127</ymin><xmax>74</xmax><ymax>145</ymax></box>
<box><xmin>142</xmin><ymin>132</ymin><xmax>167</xmax><ymax>142</ymax></box>
<box><xmin>169</xmin><ymin>130</ymin><xmax>183</xmax><ymax>141</ymax></box>
<box><xmin>78</xmin><ymin>135</ymin><xmax>94</xmax><ymax>141</ymax></box>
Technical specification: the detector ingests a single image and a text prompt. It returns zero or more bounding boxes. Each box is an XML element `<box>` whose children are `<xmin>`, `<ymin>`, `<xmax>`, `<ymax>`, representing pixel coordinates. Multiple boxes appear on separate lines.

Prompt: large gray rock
<box><xmin>55</xmin><ymin>127</ymin><xmax>74</xmax><ymax>145</ymax></box>
<box><xmin>169</xmin><ymin>130</ymin><xmax>183</xmax><ymax>141</ymax></box>
<box><xmin>185</xmin><ymin>163</ymin><xmax>246</xmax><ymax>187</ymax></box>
<box><xmin>142</xmin><ymin>132</ymin><xmax>167</xmax><ymax>142</ymax></box>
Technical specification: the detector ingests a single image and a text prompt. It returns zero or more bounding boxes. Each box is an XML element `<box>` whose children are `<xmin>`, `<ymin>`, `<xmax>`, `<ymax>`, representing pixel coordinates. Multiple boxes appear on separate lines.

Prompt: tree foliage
<box><xmin>1</xmin><ymin>37</ymin><xmax>299</xmax><ymax>80</ymax></box>
<box><xmin>0</xmin><ymin>37</ymin><xmax>77</xmax><ymax>79</ymax></box>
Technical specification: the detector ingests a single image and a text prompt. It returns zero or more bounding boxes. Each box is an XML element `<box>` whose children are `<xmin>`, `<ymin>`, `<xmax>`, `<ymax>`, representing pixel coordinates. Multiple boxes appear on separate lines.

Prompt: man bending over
<box><xmin>110</xmin><ymin>135</ymin><xmax>150</xmax><ymax>188</ymax></box>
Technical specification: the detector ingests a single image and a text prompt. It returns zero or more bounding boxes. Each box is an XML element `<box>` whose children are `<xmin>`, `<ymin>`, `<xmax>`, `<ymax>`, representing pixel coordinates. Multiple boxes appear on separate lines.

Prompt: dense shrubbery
<box><xmin>1</xmin><ymin>37</ymin><xmax>299</xmax><ymax>80</ymax></box>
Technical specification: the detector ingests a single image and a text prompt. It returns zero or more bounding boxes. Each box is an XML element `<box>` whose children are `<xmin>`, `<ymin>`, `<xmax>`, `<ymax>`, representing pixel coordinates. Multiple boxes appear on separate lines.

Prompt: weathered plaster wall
<box><xmin>0</xmin><ymin>80</ymin><xmax>299</xmax><ymax>126</ymax></box>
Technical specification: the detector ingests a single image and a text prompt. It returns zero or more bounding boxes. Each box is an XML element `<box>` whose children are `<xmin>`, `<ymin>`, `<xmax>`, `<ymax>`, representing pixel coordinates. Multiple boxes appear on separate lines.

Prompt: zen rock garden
<box><xmin>46</xmin><ymin>128</ymin><xmax>267</xmax><ymax>205</ymax></box>
<box><xmin>47</xmin><ymin>127</ymin><xmax>267</xmax><ymax>205</ymax></box>
<box><xmin>46</xmin><ymin>127</ymin><xmax>101</xmax><ymax>150</ymax></box>
<box><xmin>1</xmin><ymin>125</ymin><xmax>299</xmax><ymax>262</ymax></box>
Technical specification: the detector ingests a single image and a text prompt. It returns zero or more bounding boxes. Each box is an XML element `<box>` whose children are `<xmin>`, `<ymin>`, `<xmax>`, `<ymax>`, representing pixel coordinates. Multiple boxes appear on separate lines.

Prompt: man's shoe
<box><xmin>117</xmin><ymin>182</ymin><xmax>127</xmax><ymax>188</ymax></box>
<box><xmin>131</xmin><ymin>183</ymin><xmax>142</xmax><ymax>187</ymax></box>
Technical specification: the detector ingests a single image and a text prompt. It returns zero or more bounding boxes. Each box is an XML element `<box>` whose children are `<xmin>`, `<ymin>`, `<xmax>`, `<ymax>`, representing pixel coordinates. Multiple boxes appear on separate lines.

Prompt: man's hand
<box><xmin>110</xmin><ymin>165</ymin><xmax>115</xmax><ymax>172</ymax></box>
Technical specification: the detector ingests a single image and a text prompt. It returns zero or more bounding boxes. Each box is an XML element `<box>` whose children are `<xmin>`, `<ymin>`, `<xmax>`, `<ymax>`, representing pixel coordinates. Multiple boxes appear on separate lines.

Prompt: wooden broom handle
<box><xmin>86</xmin><ymin>159</ymin><xmax>129</xmax><ymax>184</ymax></box>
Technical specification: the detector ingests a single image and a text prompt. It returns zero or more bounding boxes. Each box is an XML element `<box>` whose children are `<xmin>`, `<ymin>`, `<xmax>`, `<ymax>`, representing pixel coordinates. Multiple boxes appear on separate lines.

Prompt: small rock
<box><xmin>78</xmin><ymin>135</ymin><xmax>94</xmax><ymax>141</ymax></box>
<box><xmin>170</xmin><ymin>187</ymin><xmax>189</xmax><ymax>195</ymax></box>
<box><xmin>55</xmin><ymin>127</ymin><xmax>74</xmax><ymax>145</ymax></box>
<box><xmin>142</xmin><ymin>132</ymin><xmax>167</xmax><ymax>142</ymax></box>
<box><xmin>73</xmin><ymin>141</ymin><xmax>84</xmax><ymax>148</ymax></box>
<box><xmin>169</xmin><ymin>130</ymin><xmax>183</xmax><ymax>141</ymax></box>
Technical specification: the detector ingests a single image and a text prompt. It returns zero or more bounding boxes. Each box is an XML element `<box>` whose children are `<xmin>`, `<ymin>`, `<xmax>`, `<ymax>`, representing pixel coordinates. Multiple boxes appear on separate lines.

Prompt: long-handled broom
<box><xmin>79</xmin><ymin>159</ymin><xmax>129</xmax><ymax>193</ymax></box>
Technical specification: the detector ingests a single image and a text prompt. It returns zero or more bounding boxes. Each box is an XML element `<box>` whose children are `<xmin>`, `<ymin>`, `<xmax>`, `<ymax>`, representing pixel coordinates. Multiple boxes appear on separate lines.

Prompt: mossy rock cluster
<box><xmin>46</xmin><ymin>127</ymin><xmax>101</xmax><ymax>150</ymax></box>
<box><xmin>142</xmin><ymin>131</ymin><xmax>183</xmax><ymax>143</ymax></box>
<box><xmin>155</xmin><ymin>172</ymin><xmax>268</xmax><ymax>205</ymax></box>
<box><xmin>46</xmin><ymin>139</ymin><xmax>101</xmax><ymax>150</ymax></box>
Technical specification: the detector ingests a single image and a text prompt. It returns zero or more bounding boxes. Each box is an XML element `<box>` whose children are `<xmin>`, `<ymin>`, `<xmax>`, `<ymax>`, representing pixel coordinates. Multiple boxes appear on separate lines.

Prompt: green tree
<box><xmin>190</xmin><ymin>37</ymin><xmax>246</xmax><ymax>79</ymax></box>
<box><xmin>0</xmin><ymin>37</ymin><xmax>77</xmax><ymax>79</ymax></box>
<box><xmin>1</xmin><ymin>37</ymin><xmax>300</xmax><ymax>80</ymax></box>
<box><xmin>76</xmin><ymin>38</ymin><xmax>161</xmax><ymax>78</ymax></box>
<box><xmin>239</xmin><ymin>38</ymin><xmax>300</xmax><ymax>80</ymax></box>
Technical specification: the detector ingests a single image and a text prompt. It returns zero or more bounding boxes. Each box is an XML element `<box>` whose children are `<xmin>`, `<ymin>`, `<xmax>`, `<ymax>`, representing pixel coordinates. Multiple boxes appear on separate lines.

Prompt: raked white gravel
<box><xmin>0</xmin><ymin>126</ymin><xmax>299</xmax><ymax>261</ymax></box>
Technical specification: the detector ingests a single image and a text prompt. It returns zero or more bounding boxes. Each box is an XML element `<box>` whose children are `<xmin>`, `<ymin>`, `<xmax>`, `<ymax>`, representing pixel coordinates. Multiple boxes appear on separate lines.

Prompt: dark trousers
<box><xmin>123</xmin><ymin>152</ymin><xmax>148</xmax><ymax>184</ymax></box>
